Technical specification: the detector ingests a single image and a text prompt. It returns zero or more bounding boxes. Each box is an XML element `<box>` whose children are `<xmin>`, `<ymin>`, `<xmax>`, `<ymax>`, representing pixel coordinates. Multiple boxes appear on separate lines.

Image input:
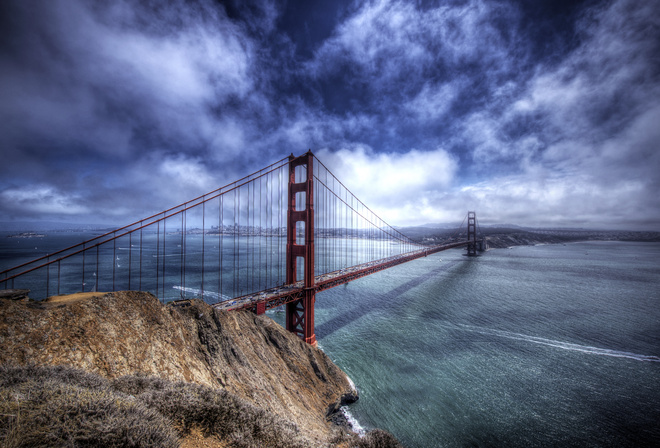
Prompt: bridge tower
<box><xmin>285</xmin><ymin>151</ymin><xmax>317</xmax><ymax>345</ymax></box>
<box><xmin>467</xmin><ymin>211</ymin><xmax>477</xmax><ymax>257</ymax></box>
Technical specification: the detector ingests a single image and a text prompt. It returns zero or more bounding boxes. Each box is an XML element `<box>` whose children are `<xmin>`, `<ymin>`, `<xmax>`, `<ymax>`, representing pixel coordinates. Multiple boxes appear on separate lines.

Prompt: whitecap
<box><xmin>340</xmin><ymin>406</ymin><xmax>366</xmax><ymax>437</ymax></box>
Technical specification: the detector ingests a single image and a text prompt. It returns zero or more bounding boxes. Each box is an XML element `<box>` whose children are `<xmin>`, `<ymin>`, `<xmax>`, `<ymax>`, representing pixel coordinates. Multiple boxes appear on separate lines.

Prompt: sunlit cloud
<box><xmin>316</xmin><ymin>146</ymin><xmax>458</xmax><ymax>225</ymax></box>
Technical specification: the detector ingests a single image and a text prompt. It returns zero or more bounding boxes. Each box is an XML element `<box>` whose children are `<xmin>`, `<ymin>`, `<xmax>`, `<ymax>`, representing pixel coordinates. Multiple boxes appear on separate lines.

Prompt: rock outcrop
<box><xmin>0</xmin><ymin>291</ymin><xmax>359</xmax><ymax>445</ymax></box>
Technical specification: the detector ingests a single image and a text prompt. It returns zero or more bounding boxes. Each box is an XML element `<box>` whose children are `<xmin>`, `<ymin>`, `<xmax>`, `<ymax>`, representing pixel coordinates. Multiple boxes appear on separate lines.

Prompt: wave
<box><xmin>449</xmin><ymin>323</ymin><xmax>660</xmax><ymax>362</ymax></box>
<box><xmin>340</xmin><ymin>406</ymin><xmax>366</xmax><ymax>437</ymax></box>
<box><xmin>172</xmin><ymin>285</ymin><xmax>233</xmax><ymax>302</ymax></box>
<box><xmin>152</xmin><ymin>251</ymin><xmax>205</xmax><ymax>258</ymax></box>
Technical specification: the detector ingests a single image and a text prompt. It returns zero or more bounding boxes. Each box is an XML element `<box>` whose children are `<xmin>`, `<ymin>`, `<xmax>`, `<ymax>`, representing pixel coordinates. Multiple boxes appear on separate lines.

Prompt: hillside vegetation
<box><xmin>0</xmin><ymin>292</ymin><xmax>401</xmax><ymax>447</ymax></box>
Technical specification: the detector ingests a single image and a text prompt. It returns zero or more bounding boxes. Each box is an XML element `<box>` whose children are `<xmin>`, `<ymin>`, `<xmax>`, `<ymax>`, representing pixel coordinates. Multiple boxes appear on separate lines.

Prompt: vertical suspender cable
<box><xmin>259</xmin><ymin>175</ymin><xmax>262</xmax><ymax>291</ymax></box>
<box><xmin>128</xmin><ymin>233</ymin><xmax>132</xmax><ymax>290</ymax></box>
<box><xmin>46</xmin><ymin>256</ymin><xmax>50</xmax><ymax>298</ymax></box>
<box><xmin>235</xmin><ymin>187</ymin><xmax>238</xmax><ymax>297</ymax></box>
<box><xmin>156</xmin><ymin>221</ymin><xmax>160</xmax><ymax>299</ymax></box>
<box><xmin>179</xmin><ymin>211</ymin><xmax>183</xmax><ymax>296</ymax></box>
<box><xmin>82</xmin><ymin>243</ymin><xmax>86</xmax><ymax>292</ymax></box>
<box><xmin>112</xmin><ymin>232</ymin><xmax>116</xmax><ymax>291</ymax></box>
<box><xmin>278</xmin><ymin>167</ymin><xmax>282</xmax><ymax>285</ymax></box>
<box><xmin>202</xmin><ymin>198</ymin><xmax>205</xmax><ymax>301</ymax></box>
<box><xmin>95</xmin><ymin>246</ymin><xmax>99</xmax><ymax>293</ymax></box>
<box><xmin>162</xmin><ymin>217</ymin><xmax>166</xmax><ymax>301</ymax></box>
<box><xmin>139</xmin><ymin>223</ymin><xmax>143</xmax><ymax>291</ymax></box>
<box><xmin>246</xmin><ymin>182</ymin><xmax>249</xmax><ymax>294</ymax></box>
<box><xmin>253</xmin><ymin>178</ymin><xmax>256</xmax><ymax>290</ymax></box>
<box><xmin>267</xmin><ymin>171</ymin><xmax>270</xmax><ymax>289</ymax></box>
<box><xmin>219</xmin><ymin>194</ymin><xmax>223</xmax><ymax>299</ymax></box>
<box><xmin>180</xmin><ymin>208</ymin><xmax>185</xmax><ymax>297</ymax></box>
<box><xmin>249</xmin><ymin>180</ymin><xmax>253</xmax><ymax>293</ymax></box>
<box><xmin>138</xmin><ymin>221</ymin><xmax>142</xmax><ymax>291</ymax></box>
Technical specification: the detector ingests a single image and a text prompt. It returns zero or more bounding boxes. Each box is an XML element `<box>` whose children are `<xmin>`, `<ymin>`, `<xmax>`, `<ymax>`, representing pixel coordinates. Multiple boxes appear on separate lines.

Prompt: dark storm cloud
<box><xmin>295</xmin><ymin>0</ymin><xmax>660</xmax><ymax>228</ymax></box>
<box><xmin>1</xmin><ymin>0</ymin><xmax>659</xmax><ymax>229</ymax></box>
<box><xmin>0</xmin><ymin>0</ymin><xmax>266</xmax><ymax>220</ymax></box>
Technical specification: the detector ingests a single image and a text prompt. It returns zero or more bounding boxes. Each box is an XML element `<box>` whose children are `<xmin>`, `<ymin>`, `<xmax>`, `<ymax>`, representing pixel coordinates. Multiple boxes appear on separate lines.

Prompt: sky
<box><xmin>1</xmin><ymin>0</ymin><xmax>659</xmax><ymax>230</ymax></box>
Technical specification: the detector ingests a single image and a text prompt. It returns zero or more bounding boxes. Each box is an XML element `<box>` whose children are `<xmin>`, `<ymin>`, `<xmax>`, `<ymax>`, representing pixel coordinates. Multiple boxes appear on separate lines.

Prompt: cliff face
<box><xmin>0</xmin><ymin>291</ymin><xmax>358</xmax><ymax>445</ymax></box>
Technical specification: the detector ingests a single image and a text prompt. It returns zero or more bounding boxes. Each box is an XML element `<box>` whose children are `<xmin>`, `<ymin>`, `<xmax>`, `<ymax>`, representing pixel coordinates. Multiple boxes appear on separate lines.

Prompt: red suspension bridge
<box><xmin>1</xmin><ymin>151</ymin><xmax>484</xmax><ymax>345</ymax></box>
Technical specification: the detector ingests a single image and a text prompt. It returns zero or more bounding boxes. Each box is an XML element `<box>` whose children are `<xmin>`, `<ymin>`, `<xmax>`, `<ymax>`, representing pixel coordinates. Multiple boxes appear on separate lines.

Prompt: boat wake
<box><xmin>172</xmin><ymin>285</ymin><xmax>232</xmax><ymax>302</ymax></box>
<box><xmin>449</xmin><ymin>323</ymin><xmax>660</xmax><ymax>362</ymax></box>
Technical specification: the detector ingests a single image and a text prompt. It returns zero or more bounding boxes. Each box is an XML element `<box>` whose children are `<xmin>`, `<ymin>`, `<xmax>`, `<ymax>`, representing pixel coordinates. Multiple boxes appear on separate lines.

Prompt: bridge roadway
<box><xmin>213</xmin><ymin>240</ymin><xmax>468</xmax><ymax>313</ymax></box>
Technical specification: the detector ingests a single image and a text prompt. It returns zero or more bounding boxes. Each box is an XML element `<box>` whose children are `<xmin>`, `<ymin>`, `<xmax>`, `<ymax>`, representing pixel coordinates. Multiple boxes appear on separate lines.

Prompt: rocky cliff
<box><xmin>0</xmin><ymin>291</ymin><xmax>374</xmax><ymax>447</ymax></box>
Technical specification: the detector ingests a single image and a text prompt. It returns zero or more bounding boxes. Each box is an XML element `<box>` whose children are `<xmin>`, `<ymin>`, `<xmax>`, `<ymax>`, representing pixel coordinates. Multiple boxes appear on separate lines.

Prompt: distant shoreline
<box><xmin>6</xmin><ymin>232</ymin><xmax>46</xmax><ymax>239</ymax></box>
<box><xmin>481</xmin><ymin>229</ymin><xmax>660</xmax><ymax>249</ymax></box>
<box><xmin>410</xmin><ymin>227</ymin><xmax>660</xmax><ymax>249</ymax></box>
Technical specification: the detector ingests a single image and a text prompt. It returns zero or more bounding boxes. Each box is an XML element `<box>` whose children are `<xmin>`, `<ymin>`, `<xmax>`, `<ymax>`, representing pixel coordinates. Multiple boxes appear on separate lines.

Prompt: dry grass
<box><xmin>114</xmin><ymin>374</ymin><xmax>314</xmax><ymax>448</ymax></box>
<box><xmin>0</xmin><ymin>365</ymin><xmax>177</xmax><ymax>448</ymax></box>
<box><xmin>0</xmin><ymin>365</ymin><xmax>317</xmax><ymax>448</ymax></box>
<box><xmin>0</xmin><ymin>365</ymin><xmax>402</xmax><ymax>448</ymax></box>
<box><xmin>45</xmin><ymin>292</ymin><xmax>108</xmax><ymax>304</ymax></box>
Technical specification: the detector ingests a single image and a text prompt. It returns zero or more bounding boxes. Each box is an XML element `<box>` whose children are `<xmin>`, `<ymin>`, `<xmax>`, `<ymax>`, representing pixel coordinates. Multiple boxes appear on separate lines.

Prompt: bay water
<box><xmin>290</xmin><ymin>241</ymin><xmax>660</xmax><ymax>447</ymax></box>
<box><xmin>2</xmin><ymin>233</ymin><xmax>659</xmax><ymax>447</ymax></box>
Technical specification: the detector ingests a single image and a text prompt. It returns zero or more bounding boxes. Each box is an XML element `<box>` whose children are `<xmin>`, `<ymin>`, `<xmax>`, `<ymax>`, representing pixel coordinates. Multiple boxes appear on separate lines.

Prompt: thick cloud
<box><xmin>1</xmin><ymin>0</ymin><xmax>659</xmax><ymax>230</ymax></box>
<box><xmin>0</xmin><ymin>0</ymin><xmax>262</xmax><ymax>220</ymax></box>
<box><xmin>316</xmin><ymin>146</ymin><xmax>458</xmax><ymax>225</ymax></box>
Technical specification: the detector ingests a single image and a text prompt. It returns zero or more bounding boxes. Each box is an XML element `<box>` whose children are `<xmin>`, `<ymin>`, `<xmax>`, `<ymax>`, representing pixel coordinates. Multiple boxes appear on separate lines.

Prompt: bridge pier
<box><xmin>285</xmin><ymin>151</ymin><xmax>317</xmax><ymax>345</ymax></box>
<box><xmin>286</xmin><ymin>289</ymin><xmax>316</xmax><ymax>345</ymax></box>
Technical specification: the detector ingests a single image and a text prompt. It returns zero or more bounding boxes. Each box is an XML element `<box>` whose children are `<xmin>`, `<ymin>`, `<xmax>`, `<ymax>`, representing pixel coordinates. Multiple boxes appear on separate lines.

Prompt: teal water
<box><xmin>281</xmin><ymin>242</ymin><xmax>660</xmax><ymax>447</ymax></box>
<box><xmin>3</xmin><ymin>235</ymin><xmax>659</xmax><ymax>446</ymax></box>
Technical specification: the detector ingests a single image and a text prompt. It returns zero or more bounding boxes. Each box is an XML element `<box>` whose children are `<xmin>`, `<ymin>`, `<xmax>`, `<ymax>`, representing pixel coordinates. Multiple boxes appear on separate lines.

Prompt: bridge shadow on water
<box><xmin>315</xmin><ymin>256</ymin><xmax>473</xmax><ymax>339</ymax></box>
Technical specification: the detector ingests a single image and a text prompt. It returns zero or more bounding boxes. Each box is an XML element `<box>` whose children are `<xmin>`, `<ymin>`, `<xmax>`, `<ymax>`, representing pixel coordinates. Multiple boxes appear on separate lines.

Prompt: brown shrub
<box><xmin>1</xmin><ymin>365</ymin><xmax>403</xmax><ymax>448</ymax></box>
<box><xmin>0</xmin><ymin>365</ymin><xmax>178</xmax><ymax>448</ymax></box>
<box><xmin>356</xmin><ymin>429</ymin><xmax>404</xmax><ymax>448</ymax></box>
<box><xmin>116</xmin><ymin>375</ymin><xmax>312</xmax><ymax>448</ymax></box>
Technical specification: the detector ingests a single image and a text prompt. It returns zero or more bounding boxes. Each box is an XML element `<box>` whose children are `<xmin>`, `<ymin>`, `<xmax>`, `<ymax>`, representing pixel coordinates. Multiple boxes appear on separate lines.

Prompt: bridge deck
<box><xmin>213</xmin><ymin>241</ymin><xmax>468</xmax><ymax>313</ymax></box>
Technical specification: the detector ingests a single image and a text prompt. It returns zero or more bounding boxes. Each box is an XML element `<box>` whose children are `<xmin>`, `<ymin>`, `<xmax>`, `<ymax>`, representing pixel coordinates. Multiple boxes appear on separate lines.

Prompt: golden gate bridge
<box><xmin>0</xmin><ymin>151</ymin><xmax>484</xmax><ymax>345</ymax></box>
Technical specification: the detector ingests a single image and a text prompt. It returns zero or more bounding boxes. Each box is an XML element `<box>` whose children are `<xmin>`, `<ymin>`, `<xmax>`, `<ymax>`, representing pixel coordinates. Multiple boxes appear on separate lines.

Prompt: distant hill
<box><xmin>397</xmin><ymin>225</ymin><xmax>660</xmax><ymax>246</ymax></box>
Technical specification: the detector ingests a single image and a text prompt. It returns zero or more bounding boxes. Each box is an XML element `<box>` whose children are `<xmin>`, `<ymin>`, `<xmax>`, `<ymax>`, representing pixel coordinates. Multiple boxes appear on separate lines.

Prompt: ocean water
<box><xmin>289</xmin><ymin>242</ymin><xmax>660</xmax><ymax>447</ymax></box>
<box><xmin>3</xmin><ymin>234</ymin><xmax>659</xmax><ymax>447</ymax></box>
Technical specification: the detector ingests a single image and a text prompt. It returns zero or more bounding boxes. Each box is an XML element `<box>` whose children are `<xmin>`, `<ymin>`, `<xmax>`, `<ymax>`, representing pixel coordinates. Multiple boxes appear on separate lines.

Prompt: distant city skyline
<box><xmin>1</xmin><ymin>0</ymin><xmax>659</xmax><ymax>230</ymax></box>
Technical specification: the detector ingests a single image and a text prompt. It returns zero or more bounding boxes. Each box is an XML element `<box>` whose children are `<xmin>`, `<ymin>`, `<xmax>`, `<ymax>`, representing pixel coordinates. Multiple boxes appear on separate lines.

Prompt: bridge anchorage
<box><xmin>0</xmin><ymin>150</ymin><xmax>484</xmax><ymax>346</ymax></box>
